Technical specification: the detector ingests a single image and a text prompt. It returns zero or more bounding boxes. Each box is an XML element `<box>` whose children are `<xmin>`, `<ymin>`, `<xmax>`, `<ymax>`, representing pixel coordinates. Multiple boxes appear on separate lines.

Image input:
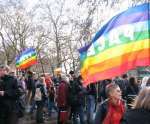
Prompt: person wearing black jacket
<box><xmin>0</xmin><ymin>65</ymin><xmax>20</xmax><ymax>124</ymax></box>
<box><xmin>125</xmin><ymin>77</ymin><xmax>140</xmax><ymax>109</ymax></box>
<box><xmin>121</xmin><ymin>87</ymin><xmax>150</xmax><ymax>124</ymax></box>
<box><xmin>25</xmin><ymin>71</ymin><xmax>35</xmax><ymax>108</ymax></box>
<box><xmin>86</xmin><ymin>83</ymin><xmax>97</xmax><ymax>124</ymax></box>
<box><xmin>68</xmin><ymin>72</ymin><xmax>86</xmax><ymax>124</ymax></box>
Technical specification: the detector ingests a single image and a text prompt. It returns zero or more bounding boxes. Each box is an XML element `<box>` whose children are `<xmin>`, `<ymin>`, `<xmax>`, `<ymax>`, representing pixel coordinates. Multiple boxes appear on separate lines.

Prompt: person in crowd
<box><xmin>56</xmin><ymin>74</ymin><xmax>69</xmax><ymax>124</ymax></box>
<box><xmin>54</xmin><ymin>73</ymin><xmax>62</xmax><ymax>86</ymax></box>
<box><xmin>122</xmin><ymin>74</ymin><xmax>129</xmax><ymax>85</ymax></box>
<box><xmin>114</xmin><ymin>75</ymin><xmax>128</xmax><ymax>99</ymax></box>
<box><xmin>68</xmin><ymin>70</ymin><xmax>77</xmax><ymax>120</ymax></box>
<box><xmin>86</xmin><ymin>83</ymin><xmax>97</xmax><ymax>124</ymax></box>
<box><xmin>121</xmin><ymin>87</ymin><xmax>150</xmax><ymax>124</ymax></box>
<box><xmin>126</xmin><ymin>77</ymin><xmax>140</xmax><ymax>109</ymax></box>
<box><xmin>44</xmin><ymin>73</ymin><xmax>54</xmax><ymax>117</ymax></box>
<box><xmin>16</xmin><ymin>75</ymin><xmax>27</xmax><ymax>118</ymax></box>
<box><xmin>9</xmin><ymin>70</ymin><xmax>16</xmax><ymax>77</ymax></box>
<box><xmin>0</xmin><ymin>65</ymin><xmax>21</xmax><ymax>124</ymax></box>
<box><xmin>95</xmin><ymin>83</ymin><xmax>125</xmax><ymax>124</ymax></box>
<box><xmin>146</xmin><ymin>77</ymin><xmax>150</xmax><ymax>86</ymax></box>
<box><xmin>45</xmin><ymin>73</ymin><xmax>53</xmax><ymax>90</ymax></box>
<box><xmin>68</xmin><ymin>71</ymin><xmax>86</xmax><ymax>124</ymax></box>
<box><xmin>137</xmin><ymin>78</ymin><xmax>142</xmax><ymax>86</ymax></box>
<box><xmin>141</xmin><ymin>76</ymin><xmax>150</xmax><ymax>89</ymax></box>
<box><xmin>19</xmin><ymin>76</ymin><xmax>27</xmax><ymax>91</ymax></box>
<box><xmin>121</xmin><ymin>74</ymin><xmax>129</xmax><ymax>98</ymax></box>
<box><xmin>29</xmin><ymin>74</ymin><xmax>38</xmax><ymax>114</ymax></box>
<box><xmin>69</xmin><ymin>70</ymin><xmax>77</xmax><ymax>85</ymax></box>
<box><xmin>25</xmin><ymin>71</ymin><xmax>35</xmax><ymax>109</ymax></box>
<box><xmin>99</xmin><ymin>79</ymin><xmax>112</xmax><ymax>101</ymax></box>
<box><xmin>48</xmin><ymin>85</ymin><xmax>58</xmax><ymax>117</ymax></box>
<box><xmin>33</xmin><ymin>76</ymin><xmax>47</xmax><ymax>124</ymax></box>
<box><xmin>71</xmin><ymin>75</ymin><xmax>86</xmax><ymax>124</ymax></box>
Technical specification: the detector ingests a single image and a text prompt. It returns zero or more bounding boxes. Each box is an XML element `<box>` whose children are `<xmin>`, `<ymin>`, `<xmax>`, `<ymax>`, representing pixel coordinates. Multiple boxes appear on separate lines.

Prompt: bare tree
<box><xmin>40</xmin><ymin>0</ymin><xmax>68</xmax><ymax>68</ymax></box>
<box><xmin>0</xmin><ymin>0</ymin><xmax>147</xmax><ymax>72</ymax></box>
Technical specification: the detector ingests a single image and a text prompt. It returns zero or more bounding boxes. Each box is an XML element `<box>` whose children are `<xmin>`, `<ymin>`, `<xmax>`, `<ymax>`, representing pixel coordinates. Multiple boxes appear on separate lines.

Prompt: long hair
<box><xmin>133</xmin><ymin>87</ymin><xmax>150</xmax><ymax>110</ymax></box>
<box><xmin>129</xmin><ymin>77</ymin><xmax>136</xmax><ymax>86</ymax></box>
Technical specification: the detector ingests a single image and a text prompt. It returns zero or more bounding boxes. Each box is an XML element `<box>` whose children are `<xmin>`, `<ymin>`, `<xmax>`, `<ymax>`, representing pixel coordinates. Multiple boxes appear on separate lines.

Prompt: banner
<box><xmin>16</xmin><ymin>48</ymin><xmax>37</xmax><ymax>69</ymax></box>
<box><xmin>79</xmin><ymin>3</ymin><xmax>150</xmax><ymax>86</ymax></box>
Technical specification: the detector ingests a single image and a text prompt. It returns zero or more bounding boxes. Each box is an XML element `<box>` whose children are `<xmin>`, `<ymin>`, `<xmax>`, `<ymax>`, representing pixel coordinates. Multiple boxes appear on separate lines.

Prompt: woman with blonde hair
<box><xmin>121</xmin><ymin>87</ymin><xmax>150</xmax><ymax>124</ymax></box>
<box><xmin>95</xmin><ymin>83</ymin><xmax>125</xmax><ymax>124</ymax></box>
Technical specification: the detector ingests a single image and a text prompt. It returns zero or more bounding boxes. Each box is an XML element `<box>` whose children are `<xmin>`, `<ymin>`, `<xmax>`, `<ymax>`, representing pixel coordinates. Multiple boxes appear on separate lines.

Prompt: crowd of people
<box><xmin>0</xmin><ymin>64</ymin><xmax>150</xmax><ymax>124</ymax></box>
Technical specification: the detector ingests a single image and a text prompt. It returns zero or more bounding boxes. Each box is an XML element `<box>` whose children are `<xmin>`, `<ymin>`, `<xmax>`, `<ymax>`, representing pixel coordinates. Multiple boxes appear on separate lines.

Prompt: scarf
<box><xmin>103</xmin><ymin>100</ymin><xmax>125</xmax><ymax>124</ymax></box>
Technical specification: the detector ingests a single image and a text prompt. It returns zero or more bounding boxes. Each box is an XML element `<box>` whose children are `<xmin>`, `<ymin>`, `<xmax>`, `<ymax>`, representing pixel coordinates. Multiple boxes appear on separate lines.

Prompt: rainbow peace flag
<box><xmin>16</xmin><ymin>48</ymin><xmax>37</xmax><ymax>69</ymax></box>
<box><xmin>79</xmin><ymin>3</ymin><xmax>150</xmax><ymax>86</ymax></box>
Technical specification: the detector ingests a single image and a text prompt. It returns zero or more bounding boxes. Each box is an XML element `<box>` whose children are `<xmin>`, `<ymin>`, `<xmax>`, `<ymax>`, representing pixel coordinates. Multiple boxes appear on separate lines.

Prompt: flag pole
<box><xmin>38</xmin><ymin>53</ymin><xmax>45</xmax><ymax>75</ymax></box>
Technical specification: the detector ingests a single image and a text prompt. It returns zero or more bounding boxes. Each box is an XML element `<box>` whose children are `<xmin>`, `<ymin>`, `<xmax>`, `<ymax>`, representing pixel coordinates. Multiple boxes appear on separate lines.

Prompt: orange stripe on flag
<box><xmin>81</xmin><ymin>48</ymin><xmax>150</xmax><ymax>76</ymax></box>
<box><xmin>17</xmin><ymin>59</ymin><xmax>37</xmax><ymax>69</ymax></box>
<box><xmin>83</xmin><ymin>39</ymin><xmax>149</xmax><ymax>68</ymax></box>
<box><xmin>82</xmin><ymin>57</ymin><xmax>150</xmax><ymax>86</ymax></box>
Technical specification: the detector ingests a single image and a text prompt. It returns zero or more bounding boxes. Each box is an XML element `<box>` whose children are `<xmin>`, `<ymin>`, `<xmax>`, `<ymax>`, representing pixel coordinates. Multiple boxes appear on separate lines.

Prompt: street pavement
<box><xmin>19</xmin><ymin>113</ymin><xmax>57</xmax><ymax>124</ymax></box>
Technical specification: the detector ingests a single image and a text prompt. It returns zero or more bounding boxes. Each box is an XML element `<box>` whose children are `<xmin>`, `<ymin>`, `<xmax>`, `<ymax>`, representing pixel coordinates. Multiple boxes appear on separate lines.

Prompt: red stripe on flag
<box><xmin>82</xmin><ymin>57</ymin><xmax>150</xmax><ymax>86</ymax></box>
<box><xmin>17</xmin><ymin>59</ymin><xmax>37</xmax><ymax>69</ymax></box>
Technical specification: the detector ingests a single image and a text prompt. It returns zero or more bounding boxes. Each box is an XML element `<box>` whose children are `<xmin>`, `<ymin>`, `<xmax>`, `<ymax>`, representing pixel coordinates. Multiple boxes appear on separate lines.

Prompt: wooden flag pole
<box><xmin>38</xmin><ymin>53</ymin><xmax>45</xmax><ymax>75</ymax></box>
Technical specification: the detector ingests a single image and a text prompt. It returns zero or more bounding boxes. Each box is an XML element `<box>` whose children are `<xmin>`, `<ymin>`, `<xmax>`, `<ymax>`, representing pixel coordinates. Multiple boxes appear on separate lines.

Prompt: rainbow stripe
<box><xmin>16</xmin><ymin>48</ymin><xmax>37</xmax><ymax>69</ymax></box>
<box><xmin>79</xmin><ymin>3</ymin><xmax>150</xmax><ymax>86</ymax></box>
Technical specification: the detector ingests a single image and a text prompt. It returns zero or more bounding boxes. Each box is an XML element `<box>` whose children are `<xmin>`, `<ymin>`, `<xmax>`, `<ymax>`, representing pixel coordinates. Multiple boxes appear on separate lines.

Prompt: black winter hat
<box><xmin>69</xmin><ymin>70</ymin><xmax>74</xmax><ymax>75</ymax></box>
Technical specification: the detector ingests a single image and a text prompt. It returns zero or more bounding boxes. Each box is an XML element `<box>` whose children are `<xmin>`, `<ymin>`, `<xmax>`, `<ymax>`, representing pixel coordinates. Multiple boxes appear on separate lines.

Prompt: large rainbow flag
<box><xmin>16</xmin><ymin>48</ymin><xmax>37</xmax><ymax>69</ymax></box>
<box><xmin>79</xmin><ymin>3</ymin><xmax>150</xmax><ymax>86</ymax></box>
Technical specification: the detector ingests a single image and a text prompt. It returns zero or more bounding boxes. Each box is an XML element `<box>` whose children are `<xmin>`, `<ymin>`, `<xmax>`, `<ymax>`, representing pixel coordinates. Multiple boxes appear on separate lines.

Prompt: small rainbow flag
<box><xmin>16</xmin><ymin>48</ymin><xmax>37</xmax><ymax>69</ymax></box>
<box><xmin>79</xmin><ymin>3</ymin><xmax>150</xmax><ymax>86</ymax></box>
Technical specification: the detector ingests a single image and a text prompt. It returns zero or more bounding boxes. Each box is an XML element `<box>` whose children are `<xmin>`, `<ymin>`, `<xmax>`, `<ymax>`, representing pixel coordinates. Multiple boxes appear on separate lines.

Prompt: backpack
<box><xmin>34</xmin><ymin>87</ymin><xmax>42</xmax><ymax>101</ymax></box>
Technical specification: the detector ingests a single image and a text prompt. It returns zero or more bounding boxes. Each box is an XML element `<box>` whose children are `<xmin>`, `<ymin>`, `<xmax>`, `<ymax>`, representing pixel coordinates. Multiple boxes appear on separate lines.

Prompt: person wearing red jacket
<box><xmin>45</xmin><ymin>73</ymin><xmax>53</xmax><ymax>90</ymax></box>
<box><xmin>56</xmin><ymin>75</ymin><xmax>69</xmax><ymax>124</ymax></box>
<box><xmin>95</xmin><ymin>83</ymin><xmax>125</xmax><ymax>124</ymax></box>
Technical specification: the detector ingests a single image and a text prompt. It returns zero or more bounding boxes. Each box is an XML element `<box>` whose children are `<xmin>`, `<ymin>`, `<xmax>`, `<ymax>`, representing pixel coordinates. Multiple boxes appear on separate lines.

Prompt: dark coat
<box><xmin>87</xmin><ymin>83</ymin><xmax>97</xmax><ymax>99</ymax></box>
<box><xmin>68</xmin><ymin>80</ymin><xmax>85</xmax><ymax>107</ymax></box>
<box><xmin>126</xmin><ymin>85</ymin><xmax>139</xmax><ymax>108</ymax></box>
<box><xmin>94</xmin><ymin>99</ymin><xmax>126</xmax><ymax>124</ymax></box>
<box><xmin>94</xmin><ymin>99</ymin><xmax>108</xmax><ymax>124</ymax></box>
<box><xmin>121</xmin><ymin>108</ymin><xmax>150</xmax><ymax>124</ymax></box>
<box><xmin>126</xmin><ymin>85</ymin><xmax>139</xmax><ymax>96</ymax></box>
<box><xmin>0</xmin><ymin>75</ymin><xmax>20</xmax><ymax>114</ymax></box>
<box><xmin>25</xmin><ymin>76</ymin><xmax>34</xmax><ymax>90</ymax></box>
